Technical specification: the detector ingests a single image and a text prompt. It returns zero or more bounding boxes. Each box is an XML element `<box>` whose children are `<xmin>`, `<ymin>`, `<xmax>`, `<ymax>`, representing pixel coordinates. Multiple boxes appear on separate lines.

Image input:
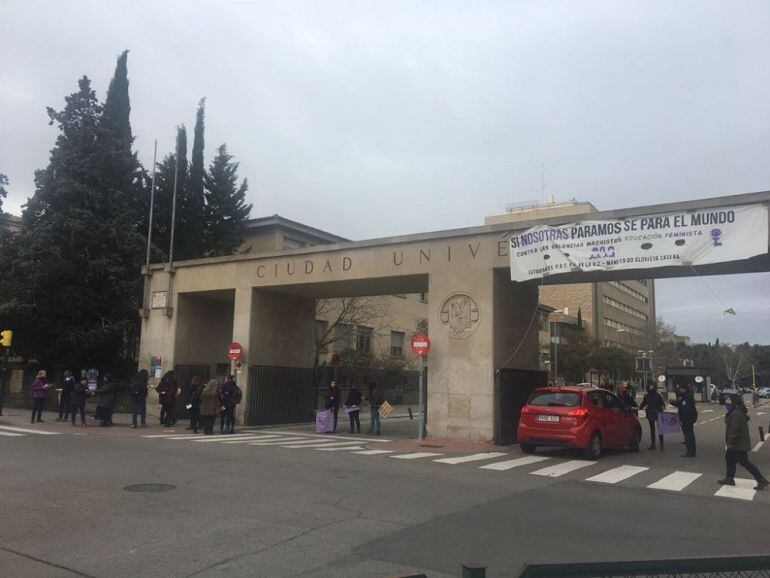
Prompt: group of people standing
<box><xmin>33</xmin><ymin>369</ymin><xmax>116</xmax><ymax>427</ymax></box>
<box><xmin>324</xmin><ymin>380</ymin><xmax>385</xmax><ymax>435</ymax></box>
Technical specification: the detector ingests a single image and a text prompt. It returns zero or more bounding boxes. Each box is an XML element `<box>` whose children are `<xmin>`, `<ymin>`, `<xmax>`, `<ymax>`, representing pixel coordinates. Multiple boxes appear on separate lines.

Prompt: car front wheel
<box><xmin>584</xmin><ymin>432</ymin><xmax>601</xmax><ymax>460</ymax></box>
<box><xmin>520</xmin><ymin>443</ymin><xmax>536</xmax><ymax>454</ymax></box>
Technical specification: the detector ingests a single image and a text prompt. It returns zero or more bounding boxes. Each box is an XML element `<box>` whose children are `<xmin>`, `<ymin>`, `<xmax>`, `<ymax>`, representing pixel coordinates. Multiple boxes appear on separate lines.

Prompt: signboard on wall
<box><xmin>509</xmin><ymin>204</ymin><xmax>769</xmax><ymax>282</ymax></box>
<box><xmin>150</xmin><ymin>355</ymin><xmax>162</xmax><ymax>379</ymax></box>
<box><xmin>151</xmin><ymin>291</ymin><xmax>168</xmax><ymax>309</ymax></box>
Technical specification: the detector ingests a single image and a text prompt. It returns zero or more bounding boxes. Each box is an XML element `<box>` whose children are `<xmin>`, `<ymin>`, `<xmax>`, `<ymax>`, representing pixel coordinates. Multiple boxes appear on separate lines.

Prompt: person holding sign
<box><xmin>325</xmin><ymin>381</ymin><xmax>342</xmax><ymax>434</ymax></box>
<box><xmin>344</xmin><ymin>383</ymin><xmax>362</xmax><ymax>434</ymax></box>
<box><xmin>30</xmin><ymin>370</ymin><xmax>51</xmax><ymax>423</ymax></box>
<box><xmin>367</xmin><ymin>382</ymin><xmax>384</xmax><ymax>436</ymax></box>
<box><xmin>639</xmin><ymin>383</ymin><xmax>666</xmax><ymax>450</ymax></box>
<box><xmin>719</xmin><ymin>393</ymin><xmax>768</xmax><ymax>490</ymax></box>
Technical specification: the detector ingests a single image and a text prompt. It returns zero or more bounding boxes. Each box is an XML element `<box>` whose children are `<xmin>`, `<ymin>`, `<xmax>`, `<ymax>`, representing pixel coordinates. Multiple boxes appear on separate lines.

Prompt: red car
<box><xmin>517</xmin><ymin>386</ymin><xmax>642</xmax><ymax>459</ymax></box>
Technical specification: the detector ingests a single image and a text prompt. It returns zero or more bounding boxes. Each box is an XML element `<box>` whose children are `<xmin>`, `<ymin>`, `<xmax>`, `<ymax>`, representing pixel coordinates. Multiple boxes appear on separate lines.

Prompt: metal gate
<box><xmin>247</xmin><ymin>365</ymin><xmax>315</xmax><ymax>425</ymax></box>
<box><xmin>173</xmin><ymin>364</ymin><xmax>210</xmax><ymax>418</ymax></box>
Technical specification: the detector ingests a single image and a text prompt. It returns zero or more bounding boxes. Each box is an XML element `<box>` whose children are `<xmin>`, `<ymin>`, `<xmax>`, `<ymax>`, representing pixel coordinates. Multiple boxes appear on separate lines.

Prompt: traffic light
<box><xmin>0</xmin><ymin>330</ymin><xmax>11</xmax><ymax>347</ymax></box>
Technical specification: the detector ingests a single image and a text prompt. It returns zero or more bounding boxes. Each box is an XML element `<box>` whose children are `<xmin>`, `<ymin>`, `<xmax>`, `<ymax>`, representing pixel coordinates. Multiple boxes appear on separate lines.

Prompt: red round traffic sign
<box><xmin>227</xmin><ymin>342</ymin><xmax>243</xmax><ymax>360</ymax></box>
<box><xmin>411</xmin><ymin>333</ymin><xmax>430</xmax><ymax>356</ymax></box>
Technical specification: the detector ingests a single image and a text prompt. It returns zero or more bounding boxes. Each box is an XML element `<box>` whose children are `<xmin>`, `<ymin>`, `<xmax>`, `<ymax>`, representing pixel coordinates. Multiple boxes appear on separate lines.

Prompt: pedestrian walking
<box><xmin>96</xmin><ymin>375</ymin><xmax>117</xmax><ymax>427</ymax></box>
<box><xmin>325</xmin><ymin>380</ymin><xmax>341</xmax><ymax>434</ymax></box>
<box><xmin>618</xmin><ymin>383</ymin><xmax>638</xmax><ymax>414</ymax></box>
<box><xmin>199</xmin><ymin>379</ymin><xmax>220</xmax><ymax>435</ymax></box>
<box><xmin>639</xmin><ymin>383</ymin><xmax>666</xmax><ymax>450</ymax></box>
<box><xmin>130</xmin><ymin>369</ymin><xmax>149</xmax><ymax>429</ymax></box>
<box><xmin>157</xmin><ymin>370</ymin><xmax>178</xmax><ymax>427</ymax></box>
<box><xmin>345</xmin><ymin>383</ymin><xmax>362</xmax><ymax>434</ymax></box>
<box><xmin>367</xmin><ymin>382</ymin><xmax>384</xmax><ymax>436</ymax></box>
<box><xmin>218</xmin><ymin>375</ymin><xmax>239</xmax><ymax>434</ymax></box>
<box><xmin>30</xmin><ymin>370</ymin><xmax>50</xmax><ymax>423</ymax></box>
<box><xmin>718</xmin><ymin>393</ymin><xmax>769</xmax><ymax>490</ymax></box>
<box><xmin>672</xmin><ymin>383</ymin><xmax>698</xmax><ymax>457</ymax></box>
<box><xmin>187</xmin><ymin>375</ymin><xmax>204</xmax><ymax>433</ymax></box>
<box><xmin>70</xmin><ymin>376</ymin><xmax>88</xmax><ymax>427</ymax></box>
<box><xmin>57</xmin><ymin>370</ymin><xmax>75</xmax><ymax>422</ymax></box>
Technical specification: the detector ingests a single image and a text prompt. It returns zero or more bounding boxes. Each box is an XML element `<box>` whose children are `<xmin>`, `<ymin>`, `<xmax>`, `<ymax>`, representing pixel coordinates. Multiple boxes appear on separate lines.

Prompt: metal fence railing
<box><xmin>247</xmin><ymin>365</ymin><xmax>315</xmax><ymax>426</ymax></box>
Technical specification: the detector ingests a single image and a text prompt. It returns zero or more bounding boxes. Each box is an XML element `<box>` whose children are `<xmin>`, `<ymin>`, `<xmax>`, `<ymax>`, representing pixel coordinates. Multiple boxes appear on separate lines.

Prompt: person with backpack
<box><xmin>157</xmin><ymin>370</ymin><xmax>178</xmax><ymax>427</ymax></box>
<box><xmin>219</xmin><ymin>375</ymin><xmax>241</xmax><ymax>434</ymax></box>
<box><xmin>130</xmin><ymin>369</ymin><xmax>149</xmax><ymax>429</ymax></box>
<box><xmin>187</xmin><ymin>375</ymin><xmax>204</xmax><ymax>433</ymax></box>
<box><xmin>70</xmin><ymin>376</ymin><xmax>88</xmax><ymax>427</ymax></box>
<box><xmin>56</xmin><ymin>370</ymin><xmax>75</xmax><ymax>422</ymax></box>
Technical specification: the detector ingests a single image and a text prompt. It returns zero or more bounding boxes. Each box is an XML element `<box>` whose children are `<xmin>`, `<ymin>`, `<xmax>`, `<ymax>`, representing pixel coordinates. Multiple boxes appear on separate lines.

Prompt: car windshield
<box><xmin>528</xmin><ymin>392</ymin><xmax>581</xmax><ymax>407</ymax></box>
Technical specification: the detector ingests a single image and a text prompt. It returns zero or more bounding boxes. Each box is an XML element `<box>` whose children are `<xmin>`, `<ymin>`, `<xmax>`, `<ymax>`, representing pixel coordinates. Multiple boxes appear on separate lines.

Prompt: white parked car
<box><xmin>756</xmin><ymin>387</ymin><xmax>770</xmax><ymax>398</ymax></box>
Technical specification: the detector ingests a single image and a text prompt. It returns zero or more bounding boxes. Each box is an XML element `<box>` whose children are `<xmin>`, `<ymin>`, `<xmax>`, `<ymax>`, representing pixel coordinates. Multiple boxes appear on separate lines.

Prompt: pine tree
<box><xmin>203</xmin><ymin>144</ymin><xmax>252</xmax><ymax>257</ymax></box>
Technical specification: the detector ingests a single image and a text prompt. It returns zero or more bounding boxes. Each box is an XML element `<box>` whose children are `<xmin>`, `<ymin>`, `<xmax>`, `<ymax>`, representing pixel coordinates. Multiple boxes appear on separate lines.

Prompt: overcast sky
<box><xmin>1</xmin><ymin>0</ymin><xmax>769</xmax><ymax>344</ymax></box>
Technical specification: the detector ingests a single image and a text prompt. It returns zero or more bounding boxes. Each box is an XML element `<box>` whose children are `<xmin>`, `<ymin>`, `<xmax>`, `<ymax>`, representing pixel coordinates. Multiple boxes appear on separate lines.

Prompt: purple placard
<box><xmin>657</xmin><ymin>411</ymin><xmax>681</xmax><ymax>435</ymax></box>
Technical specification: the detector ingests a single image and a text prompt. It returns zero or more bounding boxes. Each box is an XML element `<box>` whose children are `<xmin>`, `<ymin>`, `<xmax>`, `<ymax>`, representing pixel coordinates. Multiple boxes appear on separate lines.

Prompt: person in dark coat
<box><xmin>187</xmin><ymin>375</ymin><xmax>204</xmax><ymax>433</ymax></box>
<box><xmin>672</xmin><ymin>383</ymin><xmax>698</xmax><ymax>457</ymax></box>
<box><xmin>639</xmin><ymin>383</ymin><xmax>666</xmax><ymax>450</ymax></box>
<box><xmin>719</xmin><ymin>393</ymin><xmax>768</xmax><ymax>490</ymax></box>
<box><xmin>345</xmin><ymin>383</ymin><xmax>362</xmax><ymax>434</ymax></box>
<box><xmin>30</xmin><ymin>370</ymin><xmax>50</xmax><ymax>423</ymax></box>
<box><xmin>96</xmin><ymin>375</ymin><xmax>117</xmax><ymax>427</ymax></box>
<box><xmin>199</xmin><ymin>379</ymin><xmax>220</xmax><ymax>435</ymax></box>
<box><xmin>130</xmin><ymin>369</ymin><xmax>149</xmax><ymax>429</ymax></box>
<box><xmin>618</xmin><ymin>383</ymin><xmax>638</xmax><ymax>413</ymax></box>
<box><xmin>70</xmin><ymin>376</ymin><xmax>88</xmax><ymax>427</ymax></box>
<box><xmin>325</xmin><ymin>380</ymin><xmax>342</xmax><ymax>434</ymax></box>
<box><xmin>157</xmin><ymin>370</ymin><xmax>178</xmax><ymax>427</ymax></box>
<box><xmin>218</xmin><ymin>375</ymin><xmax>238</xmax><ymax>434</ymax></box>
<box><xmin>57</xmin><ymin>370</ymin><xmax>75</xmax><ymax>422</ymax></box>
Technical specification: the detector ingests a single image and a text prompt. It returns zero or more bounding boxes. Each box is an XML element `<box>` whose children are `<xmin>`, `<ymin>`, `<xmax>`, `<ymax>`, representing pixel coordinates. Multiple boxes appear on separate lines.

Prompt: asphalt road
<box><xmin>2</xmin><ymin>402</ymin><xmax>770</xmax><ymax>577</ymax></box>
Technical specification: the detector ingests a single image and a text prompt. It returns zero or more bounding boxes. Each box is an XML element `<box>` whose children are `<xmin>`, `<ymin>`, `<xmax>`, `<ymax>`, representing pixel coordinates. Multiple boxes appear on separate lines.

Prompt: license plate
<box><xmin>536</xmin><ymin>415</ymin><xmax>560</xmax><ymax>423</ymax></box>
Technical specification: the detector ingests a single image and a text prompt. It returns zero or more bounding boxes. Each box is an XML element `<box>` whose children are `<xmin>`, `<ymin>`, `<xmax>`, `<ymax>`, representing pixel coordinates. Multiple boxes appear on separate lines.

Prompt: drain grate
<box><xmin>124</xmin><ymin>483</ymin><xmax>177</xmax><ymax>493</ymax></box>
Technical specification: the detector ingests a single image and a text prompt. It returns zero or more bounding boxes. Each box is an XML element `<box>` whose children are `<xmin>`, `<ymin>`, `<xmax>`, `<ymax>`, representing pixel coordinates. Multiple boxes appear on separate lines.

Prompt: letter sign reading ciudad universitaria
<box><xmin>508</xmin><ymin>204</ymin><xmax>769</xmax><ymax>281</ymax></box>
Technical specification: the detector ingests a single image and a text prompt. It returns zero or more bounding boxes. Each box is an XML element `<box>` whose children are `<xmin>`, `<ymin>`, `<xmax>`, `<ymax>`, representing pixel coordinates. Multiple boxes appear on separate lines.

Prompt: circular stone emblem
<box><xmin>439</xmin><ymin>293</ymin><xmax>481</xmax><ymax>339</ymax></box>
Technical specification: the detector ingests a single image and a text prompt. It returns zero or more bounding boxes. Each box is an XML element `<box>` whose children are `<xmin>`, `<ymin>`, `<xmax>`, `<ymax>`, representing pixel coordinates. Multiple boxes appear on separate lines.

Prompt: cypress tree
<box><xmin>8</xmin><ymin>75</ymin><xmax>144</xmax><ymax>366</ymax></box>
<box><xmin>203</xmin><ymin>144</ymin><xmax>252</xmax><ymax>257</ymax></box>
<box><xmin>189</xmin><ymin>98</ymin><xmax>206</xmax><ymax>226</ymax></box>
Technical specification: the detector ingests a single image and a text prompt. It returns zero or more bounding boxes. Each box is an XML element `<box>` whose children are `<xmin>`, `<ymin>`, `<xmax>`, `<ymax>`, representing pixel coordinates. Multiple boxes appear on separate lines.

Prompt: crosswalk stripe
<box><xmin>242</xmin><ymin>429</ymin><xmax>393</xmax><ymax>443</ymax></box>
<box><xmin>390</xmin><ymin>452</ymin><xmax>443</xmax><ymax>460</ymax></box>
<box><xmin>248</xmin><ymin>437</ymin><xmax>308</xmax><ymax>445</ymax></box>
<box><xmin>0</xmin><ymin>425</ymin><xmax>61</xmax><ymax>435</ymax></box>
<box><xmin>586</xmin><ymin>465</ymin><xmax>649</xmax><ymax>484</ymax></box>
<box><xmin>752</xmin><ymin>441</ymin><xmax>764</xmax><ymax>453</ymax></box>
<box><xmin>715</xmin><ymin>478</ymin><xmax>757</xmax><ymax>501</ymax></box>
<box><xmin>275</xmin><ymin>439</ymin><xmax>340</xmax><ymax>447</ymax></box>
<box><xmin>0</xmin><ymin>431</ymin><xmax>26</xmax><ymax>437</ymax></box>
<box><xmin>647</xmin><ymin>471</ymin><xmax>702</xmax><ymax>492</ymax></box>
<box><xmin>353</xmin><ymin>449</ymin><xmax>395</xmax><ymax>455</ymax></box>
<box><xmin>530</xmin><ymin>460</ymin><xmax>596</xmax><ymax>478</ymax></box>
<box><xmin>287</xmin><ymin>441</ymin><xmax>365</xmax><ymax>449</ymax></box>
<box><xmin>141</xmin><ymin>434</ymin><xmax>188</xmax><ymax>438</ymax></box>
<box><xmin>191</xmin><ymin>435</ymin><xmax>264</xmax><ymax>443</ymax></box>
<box><xmin>222</xmin><ymin>435</ymin><xmax>286</xmax><ymax>444</ymax></box>
<box><xmin>479</xmin><ymin>455</ymin><xmax>550</xmax><ymax>471</ymax></box>
<box><xmin>434</xmin><ymin>452</ymin><xmax>509</xmax><ymax>465</ymax></box>
<box><xmin>314</xmin><ymin>445</ymin><xmax>364</xmax><ymax>451</ymax></box>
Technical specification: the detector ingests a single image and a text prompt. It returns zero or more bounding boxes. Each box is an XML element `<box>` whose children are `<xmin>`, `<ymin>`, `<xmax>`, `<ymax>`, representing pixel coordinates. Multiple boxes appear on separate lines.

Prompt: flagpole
<box><xmin>169</xmin><ymin>135</ymin><xmax>179</xmax><ymax>268</ymax></box>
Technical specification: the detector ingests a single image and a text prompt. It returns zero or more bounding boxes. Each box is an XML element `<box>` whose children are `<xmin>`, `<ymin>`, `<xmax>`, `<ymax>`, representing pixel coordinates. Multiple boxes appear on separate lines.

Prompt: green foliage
<box><xmin>0</xmin><ymin>173</ymin><xmax>7</xmax><ymax>217</ymax></box>
<box><xmin>0</xmin><ymin>61</ymin><xmax>144</xmax><ymax>367</ymax></box>
<box><xmin>555</xmin><ymin>326</ymin><xmax>592</xmax><ymax>383</ymax></box>
<box><xmin>202</xmin><ymin>144</ymin><xmax>252</xmax><ymax>257</ymax></box>
<box><xmin>589</xmin><ymin>345</ymin><xmax>635</xmax><ymax>380</ymax></box>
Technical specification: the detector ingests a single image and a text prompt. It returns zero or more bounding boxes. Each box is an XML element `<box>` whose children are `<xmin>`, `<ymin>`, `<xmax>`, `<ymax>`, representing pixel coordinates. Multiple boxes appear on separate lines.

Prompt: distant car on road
<box><xmin>756</xmin><ymin>387</ymin><xmax>770</xmax><ymax>398</ymax></box>
<box><xmin>517</xmin><ymin>386</ymin><xmax>642</xmax><ymax>460</ymax></box>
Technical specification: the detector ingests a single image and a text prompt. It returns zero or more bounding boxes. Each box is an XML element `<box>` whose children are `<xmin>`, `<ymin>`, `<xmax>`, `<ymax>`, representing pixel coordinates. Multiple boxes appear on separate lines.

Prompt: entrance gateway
<box><xmin>138</xmin><ymin>191</ymin><xmax>770</xmax><ymax>443</ymax></box>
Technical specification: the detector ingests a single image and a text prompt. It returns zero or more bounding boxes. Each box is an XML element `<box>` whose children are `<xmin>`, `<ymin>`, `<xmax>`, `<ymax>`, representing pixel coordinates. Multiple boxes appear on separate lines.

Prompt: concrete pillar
<box><xmin>232</xmin><ymin>287</ymin><xmax>254</xmax><ymax>425</ymax></box>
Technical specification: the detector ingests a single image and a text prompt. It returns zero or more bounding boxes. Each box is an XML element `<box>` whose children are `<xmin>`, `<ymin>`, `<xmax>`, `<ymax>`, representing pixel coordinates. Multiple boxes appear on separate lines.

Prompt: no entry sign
<box><xmin>227</xmin><ymin>342</ymin><xmax>243</xmax><ymax>360</ymax></box>
<box><xmin>411</xmin><ymin>333</ymin><xmax>430</xmax><ymax>357</ymax></box>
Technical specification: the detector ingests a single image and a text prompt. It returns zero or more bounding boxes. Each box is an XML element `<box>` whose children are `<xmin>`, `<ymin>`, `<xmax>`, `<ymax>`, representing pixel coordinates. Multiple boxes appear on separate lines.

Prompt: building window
<box><xmin>608</xmin><ymin>281</ymin><xmax>648</xmax><ymax>303</ymax></box>
<box><xmin>602</xmin><ymin>295</ymin><xmax>648</xmax><ymax>320</ymax></box>
<box><xmin>332</xmin><ymin>325</ymin><xmax>351</xmax><ymax>353</ymax></box>
<box><xmin>390</xmin><ymin>331</ymin><xmax>405</xmax><ymax>357</ymax></box>
<box><xmin>602</xmin><ymin>317</ymin><xmax>644</xmax><ymax>336</ymax></box>
<box><xmin>282</xmin><ymin>236</ymin><xmax>306</xmax><ymax>250</ymax></box>
<box><xmin>356</xmin><ymin>326</ymin><xmax>373</xmax><ymax>353</ymax></box>
<box><xmin>315</xmin><ymin>320</ymin><xmax>329</xmax><ymax>353</ymax></box>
